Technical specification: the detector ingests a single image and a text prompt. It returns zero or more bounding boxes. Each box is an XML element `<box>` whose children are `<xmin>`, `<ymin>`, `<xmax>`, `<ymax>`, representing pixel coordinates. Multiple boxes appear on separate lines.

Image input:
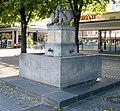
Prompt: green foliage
<box><xmin>0</xmin><ymin>0</ymin><xmax>109</xmax><ymax>28</ymax></box>
<box><xmin>66</xmin><ymin>0</ymin><xmax>109</xmax><ymax>20</ymax></box>
<box><xmin>82</xmin><ymin>0</ymin><xmax>109</xmax><ymax>15</ymax></box>
<box><xmin>0</xmin><ymin>0</ymin><xmax>62</xmax><ymax>53</ymax></box>
<box><xmin>27</xmin><ymin>35</ymin><xmax>33</xmax><ymax>47</ymax></box>
<box><xmin>44</xmin><ymin>35</ymin><xmax>48</xmax><ymax>43</ymax></box>
<box><xmin>0</xmin><ymin>0</ymin><xmax>60</xmax><ymax>25</ymax></box>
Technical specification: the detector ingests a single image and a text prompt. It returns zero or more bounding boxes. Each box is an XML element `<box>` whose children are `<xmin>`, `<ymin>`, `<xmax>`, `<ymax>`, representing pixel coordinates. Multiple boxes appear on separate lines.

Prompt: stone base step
<box><xmin>0</xmin><ymin>76</ymin><xmax>120</xmax><ymax>108</ymax></box>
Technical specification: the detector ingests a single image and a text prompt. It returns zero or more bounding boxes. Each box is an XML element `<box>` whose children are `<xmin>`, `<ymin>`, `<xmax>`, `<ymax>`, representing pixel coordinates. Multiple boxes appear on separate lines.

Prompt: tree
<box><xmin>0</xmin><ymin>0</ymin><xmax>59</xmax><ymax>53</ymax></box>
<box><xmin>66</xmin><ymin>0</ymin><xmax>109</xmax><ymax>53</ymax></box>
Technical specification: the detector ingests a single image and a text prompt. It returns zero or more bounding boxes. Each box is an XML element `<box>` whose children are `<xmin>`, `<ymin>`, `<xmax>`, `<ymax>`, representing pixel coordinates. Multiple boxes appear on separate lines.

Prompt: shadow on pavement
<box><xmin>0</xmin><ymin>56</ymin><xmax>19</xmax><ymax>78</ymax></box>
<box><xmin>0</xmin><ymin>56</ymin><xmax>19</xmax><ymax>67</ymax></box>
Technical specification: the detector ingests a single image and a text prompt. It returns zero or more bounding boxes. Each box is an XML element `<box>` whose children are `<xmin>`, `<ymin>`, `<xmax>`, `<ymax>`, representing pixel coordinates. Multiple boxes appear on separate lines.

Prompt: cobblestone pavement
<box><xmin>0</xmin><ymin>54</ymin><xmax>120</xmax><ymax>111</ymax></box>
<box><xmin>102</xmin><ymin>57</ymin><xmax>120</xmax><ymax>79</ymax></box>
<box><xmin>0</xmin><ymin>82</ymin><xmax>43</xmax><ymax>111</ymax></box>
<box><xmin>64</xmin><ymin>86</ymin><xmax>120</xmax><ymax>111</ymax></box>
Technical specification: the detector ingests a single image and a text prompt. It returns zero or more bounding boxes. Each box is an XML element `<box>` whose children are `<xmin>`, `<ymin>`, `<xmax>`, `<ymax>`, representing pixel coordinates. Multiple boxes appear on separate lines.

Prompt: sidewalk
<box><xmin>0</xmin><ymin>52</ymin><xmax>120</xmax><ymax>110</ymax></box>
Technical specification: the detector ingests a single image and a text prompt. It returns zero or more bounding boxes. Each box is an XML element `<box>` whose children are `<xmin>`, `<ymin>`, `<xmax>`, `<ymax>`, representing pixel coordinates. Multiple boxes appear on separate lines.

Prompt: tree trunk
<box><xmin>19</xmin><ymin>6</ymin><xmax>27</xmax><ymax>53</ymax></box>
<box><xmin>75</xmin><ymin>17</ymin><xmax>80</xmax><ymax>53</ymax></box>
<box><xmin>21</xmin><ymin>22</ymin><xmax>27</xmax><ymax>53</ymax></box>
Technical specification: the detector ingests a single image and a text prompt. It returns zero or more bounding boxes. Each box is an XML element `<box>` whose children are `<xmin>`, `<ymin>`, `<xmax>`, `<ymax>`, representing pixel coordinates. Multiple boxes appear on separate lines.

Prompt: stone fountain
<box><xmin>19</xmin><ymin>4</ymin><xmax>101</xmax><ymax>89</ymax></box>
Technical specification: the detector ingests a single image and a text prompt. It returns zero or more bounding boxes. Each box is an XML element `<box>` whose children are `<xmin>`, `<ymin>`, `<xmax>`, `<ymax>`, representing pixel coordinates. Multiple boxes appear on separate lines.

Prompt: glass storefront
<box><xmin>79</xmin><ymin>30</ymin><xmax>120</xmax><ymax>53</ymax></box>
<box><xmin>0</xmin><ymin>26</ymin><xmax>48</xmax><ymax>49</ymax></box>
<box><xmin>79</xmin><ymin>30</ymin><xmax>98</xmax><ymax>51</ymax></box>
<box><xmin>99</xmin><ymin>30</ymin><xmax>120</xmax><ymax>53</ymax></box>
<box><xmin>0</xmin><ymin>32</ymin><xmax>12</xmax><ymax>48</ymax></box>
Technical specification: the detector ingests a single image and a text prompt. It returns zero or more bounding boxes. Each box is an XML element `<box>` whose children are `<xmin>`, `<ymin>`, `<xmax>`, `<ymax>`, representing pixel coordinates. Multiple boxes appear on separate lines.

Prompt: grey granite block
<box><xmin>1</xmin><ymin>76</ymin><xmax>58</xmax><ymax>99</ymax></box>
<box><xmin>19</xmin><ymin>53</ymin><xmax>101</xmax><ymax>89</ymax></box>
<box><xmin>42</xmin><ymin>91</ymin><xmax>77</xmax><ymax>108</ymax></box>
<box><xmin>77</xmin><ymin>92</ymin><xmax>92</xmax><ymax>100</ymax></box>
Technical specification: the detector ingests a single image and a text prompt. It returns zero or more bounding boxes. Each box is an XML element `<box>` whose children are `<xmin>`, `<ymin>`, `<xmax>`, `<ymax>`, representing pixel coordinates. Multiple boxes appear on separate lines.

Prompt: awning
<box><xmin>79</xmin><ymin>19</ymin><xmax>120</xmax><ymax>31</ymax></box>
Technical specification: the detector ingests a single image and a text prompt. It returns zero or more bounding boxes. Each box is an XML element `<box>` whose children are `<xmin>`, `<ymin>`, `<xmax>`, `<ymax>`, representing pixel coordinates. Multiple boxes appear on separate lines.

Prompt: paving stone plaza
<box><xmin>0</xmin><ymin>49</ymin><xmax>120</xmax><ymax>111</ymax></box>
<box><xmin>0</xmin><ymin>83</ymin><xmax>42</xmax><ymax>111</ymax></box>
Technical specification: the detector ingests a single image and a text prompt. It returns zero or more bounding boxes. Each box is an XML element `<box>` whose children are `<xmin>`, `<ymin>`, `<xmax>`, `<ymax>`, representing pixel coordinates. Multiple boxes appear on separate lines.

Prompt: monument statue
<box><xmin>47</xmin><ymin>4</ymin><xmax>74</xmax><ymax>26</ymax></box>
<box><xmin>59</xmin><ymin>5</ymin><xmax>74</xmax><ymax>25</ymax></box>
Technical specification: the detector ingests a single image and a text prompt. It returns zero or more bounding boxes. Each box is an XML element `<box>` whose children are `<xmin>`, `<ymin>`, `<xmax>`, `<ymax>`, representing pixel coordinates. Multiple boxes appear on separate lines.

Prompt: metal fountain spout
<box><xmin>48</xmin><ymin>48</ymin><xmax>54</xmax><ymax>52</ymax></box>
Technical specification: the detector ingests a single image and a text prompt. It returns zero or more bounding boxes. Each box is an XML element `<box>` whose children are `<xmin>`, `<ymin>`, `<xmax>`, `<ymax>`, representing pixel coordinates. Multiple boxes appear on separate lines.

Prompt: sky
<box><xmin>107</xmin><ymin>0</ymin><xmax>120</xmax><ymax>12</ymax></box>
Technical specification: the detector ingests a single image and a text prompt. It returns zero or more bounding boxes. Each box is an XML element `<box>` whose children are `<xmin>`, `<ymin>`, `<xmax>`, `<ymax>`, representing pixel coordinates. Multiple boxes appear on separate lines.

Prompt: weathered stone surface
<box><xmin>45</xmin><ymin>25</ymin><xmax>77</xmax><ymax>56</ymax></box>
<box><xmin>47</xmin><ymin>25</ymin><xmax>75</xmax><ymax>43</ymax></box>
<box><xmin>19</xmin><ymin>53</ymin><xmax>101</xmax><ymax>89</ymax></box>
<box><xmin>45</xmin><ymin>43</ymin><xmax>77</xmax><ymax>56</ymax></box>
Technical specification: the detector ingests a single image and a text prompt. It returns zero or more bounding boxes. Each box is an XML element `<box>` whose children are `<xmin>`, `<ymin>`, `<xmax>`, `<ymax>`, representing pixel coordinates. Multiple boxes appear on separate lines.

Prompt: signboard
<box><xmin>80</xmin><ymin>15</ymin><xmax>96</xmax><ymax>20</ymax></box>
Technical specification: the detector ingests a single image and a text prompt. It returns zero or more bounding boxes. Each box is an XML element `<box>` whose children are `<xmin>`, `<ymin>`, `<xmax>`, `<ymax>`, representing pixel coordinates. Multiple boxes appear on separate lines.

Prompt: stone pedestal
<box><xmin>19</xmin><ymin>54</ymin><xmax>101</xmax><ymax>89</ymax></box>
<box><xmin>45</xmin><ymin>25</ymin><xmax>77</xmax><ymax>56</ymax></box>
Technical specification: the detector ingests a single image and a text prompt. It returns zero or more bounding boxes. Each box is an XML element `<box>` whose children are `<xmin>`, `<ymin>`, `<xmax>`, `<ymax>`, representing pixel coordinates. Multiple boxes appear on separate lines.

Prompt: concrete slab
<box><xmin>42</xmin><ymin>91</ymin><xmax>77</xmax><ymax>108</ymax></box>
<box><xmin>0</xmin><ymin>76</ymin><xmax>58</xmax><ymax>99</ymax></box>
<box><xmin>0</xmin><ymin>76</ymin><xmax>120</xmax><ymax>108</ymax></box>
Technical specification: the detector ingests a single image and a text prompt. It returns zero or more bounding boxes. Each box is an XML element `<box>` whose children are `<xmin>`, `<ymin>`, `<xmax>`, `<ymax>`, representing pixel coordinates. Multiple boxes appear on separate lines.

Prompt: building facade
<box><xmin>0</xmin><ymin>19</ymin><xmax>48</xmax><ymax>48</ymax></box>
<box><xmin>0</xmin><ymin>25</ymin><xmax>47</xmax><ymax>48</ymax></box>
<box><xmin>79</xmin><ymin>11</ymin><xmax>120</xmax><ymax>53</ymax></box>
